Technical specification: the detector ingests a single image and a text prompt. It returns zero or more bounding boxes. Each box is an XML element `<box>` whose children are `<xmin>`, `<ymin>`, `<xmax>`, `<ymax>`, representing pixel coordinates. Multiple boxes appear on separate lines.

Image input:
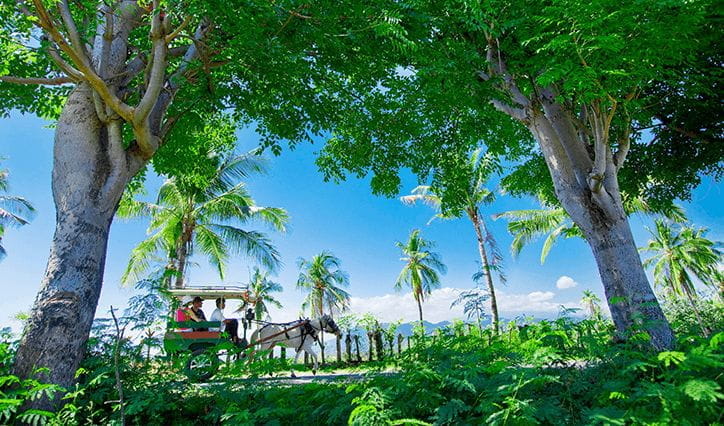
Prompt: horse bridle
<box><xmin>318</xmin><ymin>315</ymin><xmax>340</xmax><ymax>335</ymax></box>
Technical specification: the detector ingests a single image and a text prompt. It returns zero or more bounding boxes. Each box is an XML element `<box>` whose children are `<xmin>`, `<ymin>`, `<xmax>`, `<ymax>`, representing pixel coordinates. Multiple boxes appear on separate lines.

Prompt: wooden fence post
<box><xmin>397</xmin><ymin>334</ymin><xmax>403</xmax><ymax>355</ymax></box>
<box><xmin>375</xmin><ymin>331</ymin><xmax>384</xmax><ymax>361</ymax></box>
<box><xmin>304</xmin><ymin>352</ymin><xmax>309</xmax><ymax>366</ymax></box>
<box><xmin>320</xmin><ymin>333</ymin><xmax>326</xmax><ymax>366</ymax></box>
<box><xmin>280</xmin><ymin>346</ymin><xmax>286</xmax><ymax>361</ymax></box>
<box><xmin>367</xmin><ymin>333</ymin><xmax>374</xmax><ymax>362</ymax></box>
<box><xmin>345</xmin><ymin>333</ymin><xmax>352</xmax><ymax>362</ymax></box>
<box><xmin>336</xmin><ymin>335</ymin><xmax>342</xmax><ymax>363</ymax></box>
<box><xmin>354</xmin><ymin>335</ymin><xmax>362</xmax><ymax>362</ymax></box>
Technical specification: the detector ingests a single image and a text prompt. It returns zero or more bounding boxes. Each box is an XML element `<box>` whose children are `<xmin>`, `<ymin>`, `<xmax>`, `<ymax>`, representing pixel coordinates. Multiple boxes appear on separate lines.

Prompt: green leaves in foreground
<box><xmin>0</xmin><ymin>311</ymin><xmax>722</xmax><ymax>424</ymax></box>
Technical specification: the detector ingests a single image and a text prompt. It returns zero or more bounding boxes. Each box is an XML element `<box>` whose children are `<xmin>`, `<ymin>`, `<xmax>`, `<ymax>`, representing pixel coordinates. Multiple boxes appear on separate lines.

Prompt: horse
<box><xmin>249</xmin><ymin>314</ymin><xmax>341</xmax><ymax>377</ymax></box>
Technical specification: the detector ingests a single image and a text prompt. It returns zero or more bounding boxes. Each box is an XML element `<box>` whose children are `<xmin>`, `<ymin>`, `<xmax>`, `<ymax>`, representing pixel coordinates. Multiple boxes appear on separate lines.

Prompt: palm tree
<box><xmin>450</xmin><ymin>288</ymin><xmax>489</xmax><ymax>332</ymax></box>
<box><xmin>297</xmin><ymin>251</ymin><xmax>351</xmax><ymax>364</ymax></box>
<box><xmin>395</xmin><ymin>229</ymin><xmax>447</xmax><ymax>327</ymax></box>
<box><xmin>640</xmin><ymin>220</ymin><xmax>723</xmax><ymax>335</ymax></box>
<box><xmin>297</xmin><ymin>251</ymin><xmax>351</xmax><ymax>317</ymax></box>
<box><xmin>0</xmin><ymin>163</ymin><xmax>35</xmax><ymax>261</ymax></box>
<box><xmin>119</xmin><ymin>151</ymin><xmax>288</xmax><ymax>287</ymax></box>
<box><xmin>494</xmin><ymin>197</ymin><xmax>686</xmax><ymax>264</ymax></box>
<box><xmin>401</xmin><ymin>148</ymin><xmax>504</xmax><ymax>334</ymax></box>
<box><xmin>580</xmin><ymin>290</ymin><xmax>602</xmax><ymax>320</ymax></box>
<box><xmin>241</xmin><ymin>267</ymin><xmax>284</xmax><ymax>321</ymax></box>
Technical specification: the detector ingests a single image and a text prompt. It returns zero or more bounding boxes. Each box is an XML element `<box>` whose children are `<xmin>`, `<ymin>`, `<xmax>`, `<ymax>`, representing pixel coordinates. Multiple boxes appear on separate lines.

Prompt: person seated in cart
<box><xmin>189</xmin><ymin>296</ymin><xmax>208</xmax><ymax>330</ymax></box>
<box><xmin>175</xmin><ymin>296</ymin><xmax>209</xmax><ymax>331</ymax></box>
<box><xmin>174</xmin><ymin>296</ymin><xmax>193</xmax><ymax>331</ymax></box>
<box><xmin>210</xmin><ymin>297</ymin><xmax>240</xmax><ymax>344</ymax></box>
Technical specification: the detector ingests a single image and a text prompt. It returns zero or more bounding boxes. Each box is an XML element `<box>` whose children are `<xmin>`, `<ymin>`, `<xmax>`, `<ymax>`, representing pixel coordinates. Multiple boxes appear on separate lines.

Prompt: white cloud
<box><xmin>348</xmin><ymin>287</ymin><xmax>463</xmax><ymax>323</ymax></box>
<box><xmin>265</xmin><ymin>287</ymin><xmax>584</xmax><ymax>324</ymax></box>
<box><xmin>495</xmin><ymin>290</ymin><xmax>580</xmax><ymax>315</ymax></box>
<box><xmin>556</xmin><ymin>275</ymin><xmax>579</xmax><ymax>289</ymax></box>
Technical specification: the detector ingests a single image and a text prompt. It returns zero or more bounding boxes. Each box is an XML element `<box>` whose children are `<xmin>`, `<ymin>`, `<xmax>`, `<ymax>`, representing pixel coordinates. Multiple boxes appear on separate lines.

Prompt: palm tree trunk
<box><xmin>682</xmin><ymin>283</ymin><xmax>710</xmax><ymax>337</ymax></box>
<box><xmin>417</xmin><ymin>297</ymin><xmax>424</xmax><ymax>330</ymax></box>
<box><xmin>469</xmin><ymin>209</ymin><xmax>500</xmax><ymax>334</ymax></box>
<box><xmin>174</xmin><ymin>224</ymin><xmax>193</xmax><ymax>288</ymax></box>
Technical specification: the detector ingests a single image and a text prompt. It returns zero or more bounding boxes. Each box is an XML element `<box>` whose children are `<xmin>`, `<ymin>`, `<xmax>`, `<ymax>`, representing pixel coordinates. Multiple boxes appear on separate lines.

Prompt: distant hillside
<box><xmin>383</xmin><ymin>318</ymin><xmax>491</xmax><ymax>336</ymax></box>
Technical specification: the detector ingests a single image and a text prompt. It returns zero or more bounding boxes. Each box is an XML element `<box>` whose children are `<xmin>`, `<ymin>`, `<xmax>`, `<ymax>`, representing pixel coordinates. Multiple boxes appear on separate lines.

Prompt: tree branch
<box><xmin>485</xmin><ymin>38</ymin><xmax>531</xmax><ymax>109</ymax></box>
<box><xmin>134</xmin><ymin>0</ymin><xmax>167</xmax><ymax>124</ymax></box>
<box><xmin>165</xmin><ymin>16</ymin><xmax>191</xmax><ymax>43</ymax></box>
<box><xmin>490</xmin><ymin>98</ymin><xmax>527</xmax><ymax>122</ymax></box>
<box><xmin>31</xmin><ymin>0</ymin><xmax>134</xmax><ymax>122</ymax></box>
<box><xmin>58</xmin><ymin>0</ymin><xmax>91</xmax><ymax>63</ymax></box>
<box><xmin>47</xmin><ymin>39</ymin><xmax>83</xmax><ymax>80</ymax></box>
<box><xmin>0</xmin><ymin>75</ymin><xmax>73</xmax><ymax>85</ymax></box>
<box><xmin>614</xmin><ymin>133</ymin><xmax>630</xmax><ymax>172</ymax></box>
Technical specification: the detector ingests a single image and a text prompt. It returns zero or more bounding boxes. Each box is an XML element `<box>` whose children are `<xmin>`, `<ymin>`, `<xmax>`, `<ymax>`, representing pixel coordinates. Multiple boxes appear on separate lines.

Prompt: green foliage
<box><xmin>663</xmin><ymin>297</ymin><xmax>724</xmax><ymax>338</ymax></box>
<box><xmin>239</xmin><ymin>267</ymin><xmax>284</xmax><ymax>321</ymax></box>
<box><xmin>641</xmin><ymin>220</ymin><xmax>723</xmax><ymax>299</ymax></box>
<box><xmin>118</xmin><ymin>150</ymin><xmax>288</xmax><ymax>285</ymax></box>
<box><xmin>395</xmin><ymin>229</ymin><xmax>447</xmax><ymax>323</ymax></box>
<box><xmin>1</xmin><ymin>308</ymin><xmax>723</xmax><ymax>424</ymax></box>
<box><xmin>315</xmin><ymin>0</ymin><xmax>720</xmax><ymax>219</ymax></box>
<box><xmin>297</xmin><ymin>251</ymin><xmax>351</xmax><ymax>317</ymax></box>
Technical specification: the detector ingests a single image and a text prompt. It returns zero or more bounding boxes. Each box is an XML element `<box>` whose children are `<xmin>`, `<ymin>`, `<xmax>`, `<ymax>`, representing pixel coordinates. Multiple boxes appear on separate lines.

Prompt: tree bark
<box><xmin>582</xmin><ymin>212</ymin><xmax>674</xmax><ymax>348</ymax></box>
<box><xmin>13</xmin><ymin>85</ymin><xmax>141</xmax><ymax>407</ymax></box>
<box><xmin>526</xmin><ymin>110</ymin><xmax>675</xmax><ymax>351</ymax></box>
<box><xmin>469</xmin><ymin>210</ymin><xmax>499</xmax><ymax>334</ymax></box>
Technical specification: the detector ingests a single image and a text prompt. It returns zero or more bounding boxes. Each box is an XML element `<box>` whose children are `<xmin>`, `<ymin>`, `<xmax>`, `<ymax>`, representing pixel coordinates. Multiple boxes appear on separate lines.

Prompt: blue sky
<box><xmin>1</xmin><ymin>112</ymin><xmax>722</xmax><ymax>330</ymax></box>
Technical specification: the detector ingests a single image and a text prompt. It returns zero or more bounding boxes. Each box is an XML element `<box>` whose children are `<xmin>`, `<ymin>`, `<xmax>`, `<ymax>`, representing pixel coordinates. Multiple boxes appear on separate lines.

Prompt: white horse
<box><xmin>249</xmin><ymin>314</ymin><xmax>340</xmax><ymax>377</ymax></box>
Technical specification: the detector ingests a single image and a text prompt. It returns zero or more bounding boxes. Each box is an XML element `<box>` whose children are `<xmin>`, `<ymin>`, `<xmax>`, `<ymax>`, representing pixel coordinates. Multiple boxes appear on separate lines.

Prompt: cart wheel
<box><xmin>185</xmin><ymin>348</ymin><xmax>219</xmax><ymax>381</ymax></box>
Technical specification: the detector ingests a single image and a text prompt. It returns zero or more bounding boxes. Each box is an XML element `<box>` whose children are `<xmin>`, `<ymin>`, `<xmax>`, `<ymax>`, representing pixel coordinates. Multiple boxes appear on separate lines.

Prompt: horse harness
<box><xmin>254</xmin><ymin>319</ymin><xmax>320</xmax><ymax>351</ymax></box>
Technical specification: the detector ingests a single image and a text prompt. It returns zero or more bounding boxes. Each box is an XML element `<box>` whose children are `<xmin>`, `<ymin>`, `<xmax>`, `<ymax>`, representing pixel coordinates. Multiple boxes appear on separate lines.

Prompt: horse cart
<box><xmin>163</xmin><ymin>285</ymin><xmax>255</xmax><ymax>381</ymax></box>
<box><xmin>163</xmin><ymin>285</ymin><xmax>342</xmax><ymax>381</ymax></box>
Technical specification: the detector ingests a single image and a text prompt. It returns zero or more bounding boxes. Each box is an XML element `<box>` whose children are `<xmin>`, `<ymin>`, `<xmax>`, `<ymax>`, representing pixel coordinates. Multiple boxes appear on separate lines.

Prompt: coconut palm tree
<box><xmin>494</xmin><ymin>197</ymin><xmax>686</xmax><ymax>265</ymax></box>
<box><xmin>241</xmin><ymin>267</ymin><xmax>284</xmax><ymax>321</ymax></box>
<box><xmin>640</xmin><ymin>220</ymin><xmax>723</xmax><ymax>335</ymax></box>
<box><xmin>395</xmin><ymin>229</ymin><xmax>447</xmax><ymax>327</ymax></box>
<box><xmin>119</xmin><ymin>151</ymin><xmax>288</xmax><ymax>287</ymax></box>
<box><xmin>401</xmin><ymin>148</ymin><xmax>504</xmax><ymax>334</ymax></box>
<box><xmin>297</xmin><ymin>251</ymin><xmax>351</xmax><ymax>363</ymax></box>
<box><xmin>580</xmin><ymin>290</ymin><xmax>602</xmax><ymax>320</ymax></box>
<box><xmin>297</xmin><ymin>251</ymin><xmax>351</xmax><ymax>317</ymax></box>
<box><xmin>0</xmin><ymin>163</ymin><xmax>35</xmax><ymax>261</ymax></box>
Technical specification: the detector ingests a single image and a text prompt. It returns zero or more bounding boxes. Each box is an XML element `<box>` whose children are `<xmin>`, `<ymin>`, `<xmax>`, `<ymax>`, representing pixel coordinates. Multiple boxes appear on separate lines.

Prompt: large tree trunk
<box><xmin>581</xmin><ymin>210</ymin><xmax>674</xmax><ymax>348</ymax></box>
<box><xmin>469</xmin><ymin>210</ymin><xmax>500</xmax><ymax>334</ymax></box>
<box><xmin>527</xmin><ymin>108</ymin><xmax>675</xmax><ymax>351</ymax></box>
<box><xmin>13</xmin><ymin>85</ymin><xmax>142</xmax><ymax>407</ymax></box>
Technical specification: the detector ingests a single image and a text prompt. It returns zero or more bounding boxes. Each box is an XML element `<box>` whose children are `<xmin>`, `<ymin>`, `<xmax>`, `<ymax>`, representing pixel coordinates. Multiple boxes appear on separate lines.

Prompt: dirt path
<box><xmin>205</xmin><ymin>370</ymin><xmax>397</xmax><ymax>387</ymax></box>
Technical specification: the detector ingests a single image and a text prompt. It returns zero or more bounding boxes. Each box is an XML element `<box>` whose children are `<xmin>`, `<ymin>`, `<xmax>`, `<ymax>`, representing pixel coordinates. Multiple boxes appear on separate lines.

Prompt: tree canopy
<box><xmin>315</xmin><ymin>0</ymin><xmax>721</xmax><ymax>211</ymax></box>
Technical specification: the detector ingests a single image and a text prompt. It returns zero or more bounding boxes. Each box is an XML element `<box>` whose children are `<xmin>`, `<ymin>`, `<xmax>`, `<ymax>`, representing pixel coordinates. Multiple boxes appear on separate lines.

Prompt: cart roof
<box><xmin>168</xmin><ymin>285</ymin><xmax>251</xmax><ymax>300</ymax></box>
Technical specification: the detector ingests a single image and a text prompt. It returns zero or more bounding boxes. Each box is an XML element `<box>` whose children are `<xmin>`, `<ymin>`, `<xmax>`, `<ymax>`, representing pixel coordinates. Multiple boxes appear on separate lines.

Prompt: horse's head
<box><xmin>320</xmin><ymin>314</ymin><xmax>341</xmax><ymax>336</ymax></box>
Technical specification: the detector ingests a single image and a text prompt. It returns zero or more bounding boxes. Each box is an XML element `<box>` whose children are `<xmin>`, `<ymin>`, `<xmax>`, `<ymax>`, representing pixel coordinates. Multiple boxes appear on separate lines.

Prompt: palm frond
<box><xmin>209</xmin><ymin>224</ymin><xmax>281</xmax><ymax>272</ymax></box>
<box><xmin>194</xmin><ymin>225</ymin><xmax>229</xmax><ymax>280</ymax></box>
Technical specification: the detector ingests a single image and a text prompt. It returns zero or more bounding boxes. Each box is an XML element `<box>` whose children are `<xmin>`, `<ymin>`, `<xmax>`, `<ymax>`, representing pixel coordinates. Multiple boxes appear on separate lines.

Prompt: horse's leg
<box><xmin>290</xmin><ymin>349</ymin><xmax>302</xmax><ymax>378</ymax></box>
<box><xmin>305</xmin><ymin>344</ymin><xmax>319</xmax><ymax>375</ymax></box>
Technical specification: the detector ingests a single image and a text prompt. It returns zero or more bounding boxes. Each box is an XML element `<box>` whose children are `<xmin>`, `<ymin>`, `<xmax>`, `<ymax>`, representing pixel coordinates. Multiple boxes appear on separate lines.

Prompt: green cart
<box><xmin>163</xmin><ymin>286</ymin><xmax>253</xmax><ymax>381</ymax></box>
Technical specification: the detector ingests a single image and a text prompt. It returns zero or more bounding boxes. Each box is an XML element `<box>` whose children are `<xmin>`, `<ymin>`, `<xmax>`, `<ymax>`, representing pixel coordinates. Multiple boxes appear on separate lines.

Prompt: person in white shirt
<box><xmin>210</xmin><ymin>297</ymin><xmax>240</xmax><ymax>344</ymax></box>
